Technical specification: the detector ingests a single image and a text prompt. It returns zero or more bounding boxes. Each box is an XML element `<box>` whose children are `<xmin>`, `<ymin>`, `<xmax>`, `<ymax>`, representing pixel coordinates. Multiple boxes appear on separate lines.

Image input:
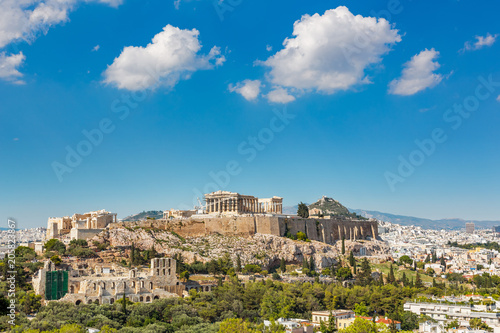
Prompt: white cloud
<box><xmin>388</xmin><ymin>48</ymin><xmax>443</xmax><ymax>96</ymax></box>
<box><xmin>228</xmin><ymin>79</ymin><xmax>261</xmax><ymax>101</ymax></box>
<box><xmin>103</xmin><ymin>25</ymin><xmax>225</xmax><ymax>91</ymax></box>
<box><xmin>461</xmin><ymin>33</ymin><xmax>498</xmax><ymax>53</ymax></box>
<box><xmin>0</xmin><ymin>52</ymin><xmax>26</xmax><ymax>84</ymax></box>
<box><xmin>0</xmin><ymin>0</ymin><xmax>122</xmax><ymax>49</ymax></box>
<box><xmin>262</xmin><ymin>6</ymin><xmax>401</xmax><ymax>94</ymax></box>
<box><xmin>266</xmin><ymin>87</ymin><xmax>295</xmax><ymax>104</ymax></box>
<box><xmin>266</xmin><ymin>44</ymin><xmax>272</xmax><ymax>52</ymax></box>
<box><xmin>497</xmin><ymin>95</ymin><xmax>500</xmax><ymax>102</ymax></box>
<box><xmin>92</xmin><ymin>45</ymin><xmax>100</xmax><ymax>52</ymax></box>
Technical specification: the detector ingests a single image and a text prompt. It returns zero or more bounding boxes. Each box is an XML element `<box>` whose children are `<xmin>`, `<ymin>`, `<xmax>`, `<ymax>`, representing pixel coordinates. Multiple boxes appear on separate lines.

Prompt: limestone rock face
<box><xmin>92</xmin><ymin>227</ymin><xmax>389</xmax><ymax>270</ymax></box>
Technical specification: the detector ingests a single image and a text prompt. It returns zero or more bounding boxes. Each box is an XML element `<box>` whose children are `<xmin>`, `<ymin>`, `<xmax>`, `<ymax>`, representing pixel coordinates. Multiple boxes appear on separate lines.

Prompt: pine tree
<box><xmin>388</xmin><ymin>264</ymin><xmax>396</xmax><ymax>284</ymax></box>
<box><xmin>297</xmin><ymin>202</ymin><xmax>309</xmax><ymax>218</ymax></box>
<box><xmin>353</xmin><ymin>260</ymin><xmax>357</xmax><ymax>274</ymax></box>
<box><xmin>122</xmin><ymin>292</ymin><xmax>127</xmax><ymax>316</ymax></box>
<box><xmin>280</xmin><ymin>258</ymin><xmax>286</xmax><ymax>273</ymax></box>
<box><xmin>432</xmin><ymin>252</ymin><xmax>437</xmax><ymax>263</ymax></box>
<box><xmin>440</xmin><ymin>256</ymin><xmax>446</xmax><ymax>270</ymax></box>
<box><xmin>415</xmin><ymin>271</ymin><xmax>423</xmax><ymax>288</ymax></box>
<box><xmin>424</xmin><ymin>254</ymin><xmax>430</xmax><ymax>263</ymax></box>
<box><xmin>302</xmin><ymin>257</ymin><xmax>309</xmax><ymax>271</ymax></box>
<box><xmin>341</xmin><ymin>237</ymin><xmax>345</xmax><ymax>255</ymax></box>
<box><xmin>349</xmin><ymin>251</ymin><xmax>355</xmax><ymax>267</ymax></box>
<box><xmin>413</xmin><ymin>261</ymin><xmax>417</xmax><ymax>271</ymax></box>
<box><xmin>309</xmin><ymin>256</ymin><xmax>315</xmax><ymax>272</ymax></box>
<box><xmin>432</xmin><ymin>278</ymin><xmax>437</xmax><ymax>288</ymax></box>
<box><xmin>378</xmin><ymin>273</ymin><xmax>384</xmax><ymax>286</ymax></box>
<box><xmin>357</xmin><ymin>258</ymin><xmax>372</xmax><ymax>286</ymax></box>
<box><xmin>236</xmin><ymin>254</ymin><xmax>242</xmax><ymax>272</ymax></box>
<box><xmin>409</xmin><ymin>278</ymin><xmax>414</xmax><ymax>288</ymax></box>
<box><xmin>130</xmin><ymin>243</ymin><xmax>135</xmax><ymax>266</ymax></box>
<box><xmin>402</xmin><ymin>272</ymin><xmax>408</xmax><ymax>287</ymax></box>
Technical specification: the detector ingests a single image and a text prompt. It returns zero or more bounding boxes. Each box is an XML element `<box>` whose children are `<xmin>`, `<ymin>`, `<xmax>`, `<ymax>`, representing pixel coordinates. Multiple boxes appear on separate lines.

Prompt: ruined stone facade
<box><xmin>110</xmin><ymin>215</ymin><xmax>378</xmax><ymax>245</ymax></box>
<box><xmin>204</xmin><ymin>191</ymin><xmax>283</xmax><ymax>214</ymax></box>
<box><xmin>33</xmin><ymin>258</ymin><xmax>182</xmax><ymax>305</ymax></box>
<box><xmin>47</xmin><ymin>209</ymin><xmax>117</xmax><ymax>241</ymax></box>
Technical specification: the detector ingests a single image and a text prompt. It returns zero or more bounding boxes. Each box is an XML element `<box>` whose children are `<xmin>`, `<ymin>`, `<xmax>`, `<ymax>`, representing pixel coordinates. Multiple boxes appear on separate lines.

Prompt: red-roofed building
<box><xmin>358</xmin><ymin>316</ymin><xmax>401</xmax><ymax>330</ymax></box>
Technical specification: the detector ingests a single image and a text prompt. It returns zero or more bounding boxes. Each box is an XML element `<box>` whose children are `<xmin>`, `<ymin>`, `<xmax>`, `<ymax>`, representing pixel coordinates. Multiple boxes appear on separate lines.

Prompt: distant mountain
<box><xmin>121</xmin><ymin>210</ymin><xmax>163</xmax><ymax>221</ymax></box>
<box><xmin>282</xmin><ymin>204</ymin><xmax>299</xmax><ymax>215</ymax></box>
<box><xmin>350</xmin><ymin>208</ymin><xmax>500</xmax><ymax>230</ymax></box>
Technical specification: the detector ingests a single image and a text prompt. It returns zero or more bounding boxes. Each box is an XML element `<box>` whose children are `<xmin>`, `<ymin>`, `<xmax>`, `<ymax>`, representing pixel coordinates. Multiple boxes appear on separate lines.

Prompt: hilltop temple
<box><xmin>204</xmin><ymin>191</ymin><xmax>283</xmax><ymax>214</ymax></box>
<box><xmin>46</xmin><ymin>209</ymin><xmax>117</xmax><ymax>241</ymax></box>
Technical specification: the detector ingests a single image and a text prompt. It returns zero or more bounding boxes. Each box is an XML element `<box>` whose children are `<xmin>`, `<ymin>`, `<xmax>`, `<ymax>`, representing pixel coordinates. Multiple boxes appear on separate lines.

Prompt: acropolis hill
<box><xmin>46</xmin><ymin>191</ymin><xmax>379</xmax><ymax>245</ymax></box>
<box><xmin>114</xmin><ymin>191</ymin><xmax>379</xmax><ymax>244</ymax></box>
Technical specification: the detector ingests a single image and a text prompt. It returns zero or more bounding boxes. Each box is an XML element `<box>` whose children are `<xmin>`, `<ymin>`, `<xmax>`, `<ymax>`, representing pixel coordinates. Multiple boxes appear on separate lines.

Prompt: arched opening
<box><xmin>141</xmin><ymin>281</ymin><xmax>145</xmax><ymax>288</ymax></box>
<box><xmin>205</xmin><ymin>286</ymin><xmax>209</xmax><ymax>291</ymax></box>
<box><xmin>110</xmin><ymin>298</ymin><xmax>114</xmax><ymax>304</ymax></box>
<box><xmin>76</xmin><ymin>300</ymin><xmax>82</xmax><ymax>305</ymax></box>
<box><xmin>132</xmin><ymin>270</ymin><xmax>136</xmax><ymax>278</ymax></box>
<box><xmin>94</xmin><ymin>299</ymin><xmax>100</xmax><ymax>305</ymax></box>
<box><xmin>140</xmin><ymin>296</ymin><xmax>144</xmax><ymax>302</ymax></box>
<box><xmin>93</xmin><ymin>283</ymin><xmax>97</xmax><ymax>291</ymax></box>
<box><xmin>156</xmin><ymin>269</ymin><xmax>159</xmax><ymax>275</ymax></box>
<box><xmin>146</xmin><ymin>296</ymin><xmax>151</xmax><ymax>302</ymax></box>
<box><xmin>70</xmin><ymin>285</ymin><xmax>75</xmax><ymax>294</ymax></box>
<box><xmin>123</xmin><ymin>282</ymin><xmax>127</xmax><ymax>289</ymax></box>
<box><xmin>162</xmin><ymin>269</ymin><xmax>165</xmax><ymax>275</ymax></box>
<box><xmin>111</xmin><ymin>282</ymin><xmax>115</xmax><ymax>289</ymax></box>
<box><xmin>154</xmin><ymin>296</ymin><xmax>159</xmax><ymax>300</ymax></box>
<box><xmin>87</xmin><ymin>299</ymin><xmax>93</xmax><ymax>304</ymax></box>
<box><xmin>102</xmin><ymin>282</ymin><xmax>106</xmax><ymax>290</ymax></box>
<box><xmin>131</xmin><ymin>281</ymin><xmax>135</xmax><ymax>288</ymax></box>
<box><xmin>149</xmin><ymin>282</ymin><xmax>153</xmax><ymax>290</ymax></box>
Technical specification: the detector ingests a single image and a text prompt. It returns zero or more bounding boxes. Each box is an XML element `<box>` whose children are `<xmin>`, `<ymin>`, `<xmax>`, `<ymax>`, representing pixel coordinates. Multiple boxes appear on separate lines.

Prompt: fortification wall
<box><xmin>111</xmin><ymin>216</ymin><xmax>378</xmax><ymax>245</ymax></box>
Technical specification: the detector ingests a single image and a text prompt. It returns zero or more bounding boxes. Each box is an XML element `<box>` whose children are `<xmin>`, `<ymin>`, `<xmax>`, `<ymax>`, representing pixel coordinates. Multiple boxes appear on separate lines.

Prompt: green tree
<box><xmin>296</xmin><ymin>231</ymin><xmax>308</xmax><ymax>241</ymax></box>
<box><xmin>336</xmin><ymin>267</ymin><xmax>353</xmax><ymax>281</ymax></box>
<box><xmin>236</xmin><ymin>254</ymin><xmax>242</xmax><ymax>272</ymax></box>
<box><xmin>297</xmin><ymin>202</ymin><xmax>309</xmax><ymax>218</ymax></box>
<box><xmin>399</xmin><ymin>255</ymin><xmax>412</xmax><ymax>266</ymax></box>
<box><xmin>415</xmin><ymin>271</ymin><xmax>423</xmax><ymax>288</ymax></box>
<box><xmin>50</xmin><ymin>255</ymin><xmax>61</xmax><ymax>266</ymax></box>
<box><xmin>341</xmin><ymin>237</ymin><xmax>345</xmax><ymax>255</ymax></box>
<box><xmin>424</xmin><ymin>254</ymin><xmax>430</xmax><ymax>263</ymax></box>
<box><xmin>387</xmin><ymin>264</ymin><xmax>396</xmax><ymax>284</ymax></box>
<box><xmin>280</xmin><ymin>258</ymin><xmax>286</xmax><ymax>273</ymax></box>
<box><xmin>219</xmin><ymin>318</ymin><xmax>258</xmax><ymax>333</ymax></box>
<box><xmin>349</xmin><ymin>251</ymin><xmax>355</xmax><ymax>267</ymax></box>
<box><xmin>357</xmin><ymin>258</ymin><xmax>372</xmax><ymax>286</ymax></box>
<box><xmin>309</xmin><ymin>256</ymin><xmax>315</xmax><ymax>272</ymax></box>
<box><xmin>180</xmin><ymin>271</ymin><xmax>190</xmax><ymax>282</ymax></box>
<box><xmin>44</xmin><ymin>239</ymin><xmax>66</xmax><ymax>254</ymax></box>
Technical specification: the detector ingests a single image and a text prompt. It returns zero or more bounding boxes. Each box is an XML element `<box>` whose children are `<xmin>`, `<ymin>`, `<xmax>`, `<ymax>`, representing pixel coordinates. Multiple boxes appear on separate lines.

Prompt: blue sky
<box><xmin>1</xmin><ymin>0</ymin><xmax>499</xmax><ymax>228</ymax></box>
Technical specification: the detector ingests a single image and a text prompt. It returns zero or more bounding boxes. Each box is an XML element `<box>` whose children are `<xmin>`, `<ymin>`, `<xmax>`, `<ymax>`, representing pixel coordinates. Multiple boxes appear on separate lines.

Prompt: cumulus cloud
<box><xmin>0</xmin><ymin>52</ymin><xmax>26</xmax><ymax>84</ymax></box>
<box><xmin>388</xmin><ymin>48</ymin><xmax>443</xmax><ymax>96</ymax></box>
<box><xmin>461</xmin><ymin>33</ymin><xmax>498</xmax><ymax>53</ymax></box>
<box><xmin>228</xmin><ymin>79</ymin><xmax>262</xmax><ymax>101</ymax></box>
<box><xmin>266</xmin><ymin>87</ymin><xmax>295</xmax><ymax>104</ymax></box>
<box><xmin>261</xmin><ymin>6</ymin><xmax>401</xmax><ymax>94</ymax></box>
<box><xmin>0</xmin><ymin>0</ymin><xmax>122</xmax><ymax>49</ymax></box>
<box><xmin>103</xmin><ymin>25</ymin><xmax>225</xmax><ymax>91</ymax></box>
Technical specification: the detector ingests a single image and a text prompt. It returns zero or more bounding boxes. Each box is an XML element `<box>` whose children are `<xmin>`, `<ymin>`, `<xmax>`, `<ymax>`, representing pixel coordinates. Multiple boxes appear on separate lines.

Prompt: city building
<box><xmin>466</xmin><ymin>222</ymin><xmax>475</xmax><ymax>234</ymax></box>
<box><xmin>311</xmin><ymin>310</ymin><xmax>355</xmax><ymax>329</ymax></box>
<box><xmin>404</xmin><ymin>302</ymin><xmax>500</xmax><ymax>327</ymax></box>
<box><xmin>46</xmin><ymin>209</ymin><xmax>117</xmax><ymax>241</ymax></box>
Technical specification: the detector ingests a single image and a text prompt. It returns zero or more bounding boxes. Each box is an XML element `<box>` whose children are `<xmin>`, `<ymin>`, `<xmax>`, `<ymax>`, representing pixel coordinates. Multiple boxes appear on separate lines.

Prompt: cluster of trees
<box><xmin>9</xmin><ymin>276</ymin><xmax>430</xmax><ymax>332</ymax></box>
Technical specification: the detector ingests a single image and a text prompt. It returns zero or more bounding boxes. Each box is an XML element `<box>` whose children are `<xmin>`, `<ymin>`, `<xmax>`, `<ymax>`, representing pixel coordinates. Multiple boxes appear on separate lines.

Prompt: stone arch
<box><xmin>131</xmin><ymin>281</ymin><xmax>135</xmax><ymax>288</ymax></box>
<box><xmin>94</xmin><ymin>299</ymin><xmax>100</xmax><ymax>305</ymax></box>
<box><xmin>111</xmin><ymin>282</ymin><xmax>115</xmax><ymax>289</ymax></box>
<box><xmin>87</xmin><ymin>299</ymin><xmax>93</xmax><ymax>304</ymax></box>
<box><xmin>205</xmin><ymin>286</ymin><xmax>209</xmax><ymax>292</ymax></box>
<box><xmin>149</xmin><ymin>282</ymin><xmax>153</xmax><ymax>290</ymax></box>
<box><xmin>110</xmin><ymin>298</ymin><xmax>114</xmax><ymax>304</ymax></box>
<box><xmin>93</xmin><ymin>283</ymin><xmax>97</xmax><ymax>291</ymax></box>
<box><xmin>154</xmin><ymin>296</ymin><xmax>159</xmax><ymax>300</ymax></box>
<box><xmin>102</xmin><ymin>282</ymin><xmax>106</xmax><ymax>290</ymax></box>
<box><xmin>141</xmin><ymin>281</ymin><xmax>145</xmax><ymax>288</ymax></box>
<box><xmin>140</xmin><ymin>296</ymin><xmax>144</xmax><ymax>302</ymax></box>
<box><xmin>131</xmin><ymin>270</ymin><xmax>136</xmax><ymax>278</ymax></box>
<box><xmin>156</xmin><ymin>269</ymin><xmax>160</xmax><ymax>275</ymax></box>
<box><xmin>123</xmin><ymin>282</ymin><xmax>127</xmax><ymax>289</ymax></box>
<box><xmin>146</xmin><ymin>296</ymin><xmax>151</xmax><ymax>302</ymax></box>
<box><xmin>162</xmin><ymin>268</ymin><xmax>165</xmax><ymax>275</ymax></box>
<box><xmin>76</xmin><ymin>300</ymin><xmax>82</xmax><ymax>305</ymax></box>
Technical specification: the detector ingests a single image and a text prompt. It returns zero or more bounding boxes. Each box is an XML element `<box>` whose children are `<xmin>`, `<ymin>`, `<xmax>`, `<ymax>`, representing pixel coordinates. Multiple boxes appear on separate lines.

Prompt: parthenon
<box><xmin>204</xmin><ymin>191</ymin><xmax>283</xmax><ymax>215</ymax></box>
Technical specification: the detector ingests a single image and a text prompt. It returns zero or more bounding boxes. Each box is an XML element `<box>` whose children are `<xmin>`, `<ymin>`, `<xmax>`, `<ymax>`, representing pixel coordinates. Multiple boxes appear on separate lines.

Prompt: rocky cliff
<box><xmin>92</xmin><ymin>227</ymin><xmax>389</xmax><ymax>270</ymax></box>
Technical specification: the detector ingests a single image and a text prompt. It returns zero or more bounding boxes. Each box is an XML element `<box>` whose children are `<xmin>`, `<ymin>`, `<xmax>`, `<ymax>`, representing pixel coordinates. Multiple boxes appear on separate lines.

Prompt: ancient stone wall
<box><xmin>110</xmin><ymin>216</ymin><xmax>378</xmax><ymax>245</ymax></box>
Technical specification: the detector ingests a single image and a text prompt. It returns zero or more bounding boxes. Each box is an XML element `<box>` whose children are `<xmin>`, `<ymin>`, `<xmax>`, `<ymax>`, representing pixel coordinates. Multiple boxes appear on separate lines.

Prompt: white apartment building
<box><xmin>405</xmin><ymin>302</ymin><xmax>500</xmax><ymax>327</ymax></box>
